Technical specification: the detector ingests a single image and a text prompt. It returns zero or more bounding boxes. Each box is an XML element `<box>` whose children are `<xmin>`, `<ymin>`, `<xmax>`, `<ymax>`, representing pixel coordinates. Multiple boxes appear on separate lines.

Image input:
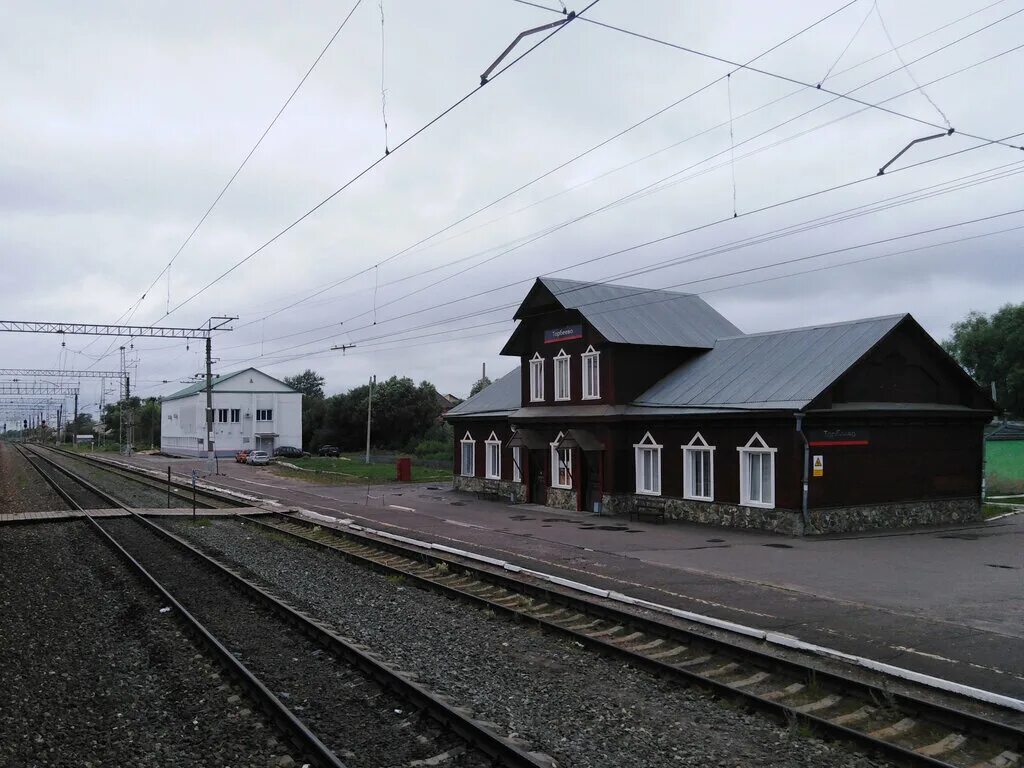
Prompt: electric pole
<box><xmin>205</xmin><ymin>335</ymin><xmax>214</xmax><ymax>473</ymax></box>
<box><xmin>365</xmin><ymin>374</ymin><xmax>375</xmax><ymax>465</ymax></box>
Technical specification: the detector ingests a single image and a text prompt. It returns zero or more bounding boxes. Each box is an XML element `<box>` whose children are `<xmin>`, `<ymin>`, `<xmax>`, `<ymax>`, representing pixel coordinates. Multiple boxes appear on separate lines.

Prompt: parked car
<box><xmin>247</xmin><ymin>450</ymin><xmax>270</xmax><ymax>466</ymax></box>
<box><xmin>235</xmin><ymin>449</ymin><xmax>250</xmax><ymax>463</ymax></box>
<box><xmin>318</xmin><ymin>445</ymin><xmax>340</xmax><ymax>457</ymax></box>
<box><xmin>273</xmin><ymin>446</ymin><xmax>303</xmax><ymax>459</ymax></box>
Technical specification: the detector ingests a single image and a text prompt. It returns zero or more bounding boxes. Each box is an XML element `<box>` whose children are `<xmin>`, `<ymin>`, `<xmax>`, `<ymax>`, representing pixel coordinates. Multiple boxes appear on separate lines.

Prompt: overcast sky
<box><xmin>2</xmin><ymin>0</ymin><xmax>1022</xmax><ymax>418</ymax></box>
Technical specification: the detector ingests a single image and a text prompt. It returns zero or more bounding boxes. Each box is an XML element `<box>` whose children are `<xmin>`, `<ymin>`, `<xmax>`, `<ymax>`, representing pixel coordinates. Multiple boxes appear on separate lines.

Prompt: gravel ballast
<box><xmin>168</xmin><ymin>517</ymin><xmax>896</xmax><ymax>768</ymax></box>
<box><xmin>36</xmin><ymin>449</ymin><xmax>195</xmax><ymax>509</ymax></box>
<box><xmin>0</xmin><ymin>520</ymin><xmax>289</xmax><ymax>767</ymax></box>
<box><xmin>0</xmin><ymin>443</ymin><xmax>68</xmax><ymax>513</ymax></box>
<box><xmin>100</xmin><ymin>516</ymin><xmax>496</xmax><ymax>768</ymax></box>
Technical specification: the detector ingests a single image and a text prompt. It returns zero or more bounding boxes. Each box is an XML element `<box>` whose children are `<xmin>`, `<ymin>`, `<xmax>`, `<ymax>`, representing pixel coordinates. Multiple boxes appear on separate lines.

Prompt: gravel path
<box><xmin>167</xmin><ymin>518</ymin><xmax>895</xmax><ymax>768</ymax></box>
<box><xmin>0</xmin><ymin>520</ymin><xmax>291</xmax><ymax>767</ymax></box>
<box><xmin>101</xmin><ymin>516</ymin><xmax>497</xmax><ymax>768</ymax></box>
<box><xmin>0</xmin><ymin>442</ymin><xmax>68</xmax><ymax>513</ymax></box>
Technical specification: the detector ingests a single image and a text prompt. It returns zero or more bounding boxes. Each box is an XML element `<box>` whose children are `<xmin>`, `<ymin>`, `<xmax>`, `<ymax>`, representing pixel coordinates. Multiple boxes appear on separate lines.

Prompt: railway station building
<box><xmin>160</xmin><ymin>368</ymin><xmax>302</xmax><ymax>457</ymax></box>
<box><xmin>445</xmin><ymin>278</ymin><xmax>994</xmax><ymax>535</ymax></box>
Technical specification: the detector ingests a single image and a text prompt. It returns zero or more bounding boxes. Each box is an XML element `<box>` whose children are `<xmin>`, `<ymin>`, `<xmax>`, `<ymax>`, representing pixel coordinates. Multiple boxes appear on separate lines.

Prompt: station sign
<box><xmin>544</xmin><ymin>324</ymin><xmax>583</xmax><ymax>344</ymax></box>
<box><xmin>807</xmin><ymin>427</ymin><xmax>869</xmax><ymax>447</ymax></box>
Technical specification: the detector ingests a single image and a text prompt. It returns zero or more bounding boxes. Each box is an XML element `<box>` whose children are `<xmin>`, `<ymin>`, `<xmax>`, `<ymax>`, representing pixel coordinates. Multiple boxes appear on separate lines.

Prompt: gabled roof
<box><xmin>445</xmin><ymin>366</ymin><xmax>520</xmax><ymax>419</ymax></box>
<box><xmin>506</xmin><ymin>277</ymin><xmax>742</xmax><ymax>351</ymax></box>
<box><xmin>634</xmin><ymin>314</ymin><xmax>907</xmax><ymax>410</ymax></box>
<box><xmin>162</xmin><ymin>367</ymin><xmax>297</xmax><ymax>403</ymax></box>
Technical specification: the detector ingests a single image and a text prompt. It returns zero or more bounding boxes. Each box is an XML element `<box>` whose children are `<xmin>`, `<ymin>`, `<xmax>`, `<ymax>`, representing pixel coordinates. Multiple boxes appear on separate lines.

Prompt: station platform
<box><xmin>0</xmin><ymin>507</ymin><xmax>270</xmax><ymax>524</ymax></box>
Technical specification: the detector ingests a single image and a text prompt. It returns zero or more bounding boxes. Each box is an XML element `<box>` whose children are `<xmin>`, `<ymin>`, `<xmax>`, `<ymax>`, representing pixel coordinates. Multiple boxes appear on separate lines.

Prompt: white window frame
<box><xmin>633</xmin><ymin>432</ymin><xmax>662</xmax><ymax>496</ymax></box>
<box><xmin>682</xmin><ymin>432</ymin><xmax>715</xmax><ymax>502</ymax></box>
<box><xmin>738</xmin><ymin>432</ymin><xmax>777</xmax><ymax>509</ymax></box>
<box><xmin>230</xmin><ymin>408</ymin><xmax>241</xmax><ymax>423</ymax></box>
<box><xmin>529</xmin><ymin>353</ymin><xmax>545</xmax><ymax>402</ymax></box>
<box><xmin>217</xmin><ymin>408</ymin><xmax>228</xmax><ymax>423</ymax></box>
<box><xmin>581</xmin><ymin>345</ymin><xmax>600</xmax><ymax>400</ymax></box>
<box><xmin>460</xmin><ymin>431</ymin><xmax>476</xmax><ymax>478</ymax></box>
<box><xmin>553</xmin><ymin>349</ymin><xmax>571</xmax><ymax>401</ymax></box>
<box><xmin>512</xmin><ymin>446</ymin><xmax>523</xmax><ymax>483</ymax></box>
<box><xmin>256</xmin><ymin>409</ymin><xmax>273</xmax><ymax>422</ymax></box>
<box><xmin>485</xmin><ymin>432</ymin><xmax>502</xmax><ymax>480</ymax></box>
<box><xmin>550</xmin><ymin>432</ymin><xmax>573</xmax><ymax>489</ymax></box>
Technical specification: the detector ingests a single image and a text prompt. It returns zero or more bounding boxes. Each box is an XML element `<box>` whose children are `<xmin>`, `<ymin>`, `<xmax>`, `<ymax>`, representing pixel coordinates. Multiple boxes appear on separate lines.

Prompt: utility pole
<box><xmin>205</xmin><ymin>335</ymin><xmax>214</xmax><ymax>473</ymax></box>
<box><xmin>365</xmin><ymin>374</ymin><xmax>375</xmax><ymax>465</ymax></box>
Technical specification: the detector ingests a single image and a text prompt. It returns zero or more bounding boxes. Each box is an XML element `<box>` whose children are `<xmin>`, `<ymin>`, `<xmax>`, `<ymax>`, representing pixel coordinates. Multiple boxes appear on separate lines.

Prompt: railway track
<box><xmin>16</xmin><ymin>445</ymin><xmax>549</xmax><ymax>768</ymax></box>
<box><xmin>241</xmin><ymin>512</ymin><xmax>1024</xmax><ymax>768</ymax></box>
<box><xmin>31</xmin><ymin>444</ymin><xmax>235</xmax><ymax>509</ymax></box>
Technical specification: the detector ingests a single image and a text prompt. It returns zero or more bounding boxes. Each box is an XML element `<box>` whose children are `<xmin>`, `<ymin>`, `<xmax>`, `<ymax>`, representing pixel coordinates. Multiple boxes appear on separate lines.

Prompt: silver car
<box><xmin>247</xmin><ymin>450</ymin><xmax>270</xmax><ymax>466</ymax></box>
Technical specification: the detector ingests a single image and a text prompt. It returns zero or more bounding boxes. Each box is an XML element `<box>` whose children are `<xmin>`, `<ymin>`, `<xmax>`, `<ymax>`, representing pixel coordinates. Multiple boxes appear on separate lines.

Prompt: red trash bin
<box><xmin>396</xmin><ymin>457</ymin><xmax>412</xmax><ymax>482</ymax></box>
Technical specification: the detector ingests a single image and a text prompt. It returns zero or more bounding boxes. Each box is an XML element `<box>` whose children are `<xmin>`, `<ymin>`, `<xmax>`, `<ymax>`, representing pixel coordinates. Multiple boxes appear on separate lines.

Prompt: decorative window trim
<box><xmin>682</xmin><ymin>431</ymin><xmax>715</xmax><ymax>502</ymax></box>
<box><xmin>553</xmin><ymin>349</ymin><xmax>571</xmax><ymax>401</ymax></box>
<box><xmin>581</xmin><ymin>345</ymin><xmax>600</xmax><ymax>400</ymax></box>
<box><xmin>550</xmin><ymin>432</ymin><xmax>573</xmax><ymax>489</ymax></box>
<box><xmin>633</xmin><ymin>431</ymin><xmax>662</xmax><ymax>496</ymax></box>
<box><xmin>737</xmin><ymin>432</ymin><xmax>777</xmax><ymax>509</ymax></box>
<box><xmin>529</xmin><ymin>352</ymin><xmax>544</xmax><ymax>402</ymax></box>
<box><xmin>511</xmin><ymin>445</ymin><xmax>523</xmax><ymax>483</ymax></box>
<box><xmin>460</xmin><ymin>431</ymin><xmax>476</xmax><ymax>478</ymax></box>
<box><xmin>485</xmin><ymin>431</ymin><xmax>502</xmax><ymax>480</ymax></box>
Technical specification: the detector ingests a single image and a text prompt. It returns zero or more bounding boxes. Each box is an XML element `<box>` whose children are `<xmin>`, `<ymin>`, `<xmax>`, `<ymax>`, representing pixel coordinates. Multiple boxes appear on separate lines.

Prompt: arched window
<box><xmin>738</xmin><ymin>432</ymin><xmax>776</xmax><ymax>508</ymax></box>
<box><xmin>485</xmin><ymin>431</ymin><xmax>502</xmax><ymax>479</ymax></box>
<box><xmin>550</xmin><ymin>432</ymin><xmax>572</xmax><ymax>489</ymax></box>
<box><xmin>683</xmin><ymin>432</ymin><xmax>715</xmax><ymax>501</ymax></box>
<box><xmin>553</xmin><ymin>349</ymin><xmax>571</xmax><ymax>401</ymax></box>
<box><xmin>529</xmin><ymin>352</ymin><xmax>544</xmax><ymax>402</ymax></box>
<box><xmin>581</xmin><ymin>345</ymin><xmax>600</xmax><ymax>399</ymax></box>
<box><xmin>633</xmin><ymin>431</ymin><xmax>662</xmax><ymax>495</ymax></box>
<box><xmin>460</xmin><ymin>431</ymin><xmax>476</xmax><ymax>477</ymax></box>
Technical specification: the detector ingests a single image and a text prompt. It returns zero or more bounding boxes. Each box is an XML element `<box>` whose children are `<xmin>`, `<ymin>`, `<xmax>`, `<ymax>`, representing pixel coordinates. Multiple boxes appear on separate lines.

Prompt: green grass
<box><xmin>986</xmin><ymin>441</ymin><xmax>1024</xmax><ymax>495</ymax></box>
<box><xmin>983</xmin><ymin>503</ymin><xmax>1016</xmax><ymax>519</ymax></box>
<box><xmin>273</xmin><ymin>454</ymin><xmax>451</xmax><ymax>485</ymax></box>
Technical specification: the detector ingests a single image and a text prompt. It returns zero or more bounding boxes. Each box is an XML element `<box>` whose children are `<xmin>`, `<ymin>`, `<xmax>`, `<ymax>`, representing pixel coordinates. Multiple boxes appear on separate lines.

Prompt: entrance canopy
<box><xmin>556</xmin><ymin>428</ymin><xmax>604</xmax><ymax>451</ymax></box>
<box><xmin>507</xmin><ymin>428</ymin><xmax>547</xmax><ymax>450</ymax></box>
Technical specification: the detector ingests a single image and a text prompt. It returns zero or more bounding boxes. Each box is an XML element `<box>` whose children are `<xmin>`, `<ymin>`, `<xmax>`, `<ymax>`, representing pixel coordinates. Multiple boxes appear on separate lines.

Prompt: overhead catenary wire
<box><xmin>213</xmin><ymin>144</ymin><xmax>1024</xmax><ymax>364</ymax></box>
<box><xmin>235</xmin><ymin>11</ymin><xmax>1024</xmax><ymax>344</ymax></box>
<box><xmin>159</xmin><ymin>0</ymin><xmax>601</xmax><ymax>322</ymax></box>
<box><xmin>818</xmin><ymin>0</ymin><xmax>877</xmax><ymax>86</ymax></box>
<box><xmin>230</xmin><ymin>0</ymin><xmax>861</xmax><ymax>331</ymax></box>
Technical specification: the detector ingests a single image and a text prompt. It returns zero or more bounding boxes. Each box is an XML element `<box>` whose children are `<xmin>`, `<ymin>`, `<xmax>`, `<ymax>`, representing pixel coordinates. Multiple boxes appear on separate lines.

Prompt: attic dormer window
<box><xmin>581</xmin><ymin>345</ymin><xmax>600</xmax><ymax>399</ymax></box>
<box><xmin>553</xmin><ymin>349</ymin><xmax>570</xmax><ymax>401</ymax></box>
<box><xmin>530</xmin><ymin>353</ymin><xmax>544</xmax><ymax>402</ymax></box>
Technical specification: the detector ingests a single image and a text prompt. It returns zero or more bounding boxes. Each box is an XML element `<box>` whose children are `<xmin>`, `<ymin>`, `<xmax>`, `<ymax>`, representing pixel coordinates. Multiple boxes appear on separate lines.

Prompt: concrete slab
<box><xmin>105</xmin><ymin>452</ymin><xmax>1024</xmax><ymax>698</ymax></box>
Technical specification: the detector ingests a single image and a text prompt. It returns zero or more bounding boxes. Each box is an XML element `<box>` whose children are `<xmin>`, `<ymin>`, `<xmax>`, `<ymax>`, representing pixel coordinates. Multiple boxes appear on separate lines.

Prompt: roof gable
<box><xmin>163</xmin><ymin>367</ymin><xmax>298</xmax><ymax>402</ymax></box>
<box><xmin>510</xmin><ymin>277</ymin><xmax>742</xmax><ymax>350</ymax></box>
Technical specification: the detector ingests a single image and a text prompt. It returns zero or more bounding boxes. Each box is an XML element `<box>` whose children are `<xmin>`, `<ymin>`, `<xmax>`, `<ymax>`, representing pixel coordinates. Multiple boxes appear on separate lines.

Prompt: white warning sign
<box><xmin>812</xmin><ymin>455</ymin><xmax>824</xmax><ymax>478</ymax></box>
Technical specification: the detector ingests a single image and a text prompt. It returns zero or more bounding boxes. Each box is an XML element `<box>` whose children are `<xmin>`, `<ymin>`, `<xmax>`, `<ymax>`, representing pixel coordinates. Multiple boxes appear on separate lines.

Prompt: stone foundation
<box><xmin>544</xmin><ymin>487</ymin><xmax>577</xmax><ymax>512</ymax></box>
<box><xmin>452</xmin><ymin>475</ymin><xmax>525</xmax><ymax>504</ymax></box>
<box><xmin>599</xmin><ymin>493</ymin><xmax>981</xmax><ymax>536</ymax></box>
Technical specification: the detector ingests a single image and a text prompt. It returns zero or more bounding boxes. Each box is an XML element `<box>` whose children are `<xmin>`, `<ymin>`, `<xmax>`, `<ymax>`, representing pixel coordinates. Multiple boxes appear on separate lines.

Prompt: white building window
<box><xmin>485</xmin><ymin>432</ymin><xmax>501</xmax><ymax>480</ymax></box>
<box><xmin>553</xmin><ymin>349</ymin><xmax>570</xmax><ymax>401</ymax></box>
<box><xmin>230</xmin><ymin>409</ymin><xmax>241</xmax><ymax>423</ymax></box>
<box><xmin>512</xmin><ymin>446</ymin><xmax>523</xmax><ymax>483</ymax></box>
<box><xmin>550</xmin><ymin>432</ymin><xmax>572</xmax><ymax>489</ymax></box>
<box><xmin>530</xmin><ymin>353</ymin><xmax>544</xmax><ymax>402</ymax></box>
<box><xmin>460</xmin><ymin>432</ymin><xmax>475</xmax><ymax>477</ymax></box>
<box><xmin>634</xmin><ymin>432</ymin><xmax>662</xmax><ymax>496</ymax></box>
<box><xmin>256</xmin><ymin>409</ymin><xmax>273</xmax><ymax>421</ymax></box>
<box><xmin>581</xmin><ymin>345</ymin><xmax>600</xmax><ymax>399</ymax></box>
<box><xmin>738</xmin><ymin>433</ymin><xmax>776</xmax><ymax>508</ymax></box>
<box><xmin>683</xmin><ymin>432</ymin><xmax>715</xmax><ymax>501</ymax></box>
<box><xmin>217</xmin><ymin>409</ymin><xmax>228</xmax><ymax>423</ymax></box>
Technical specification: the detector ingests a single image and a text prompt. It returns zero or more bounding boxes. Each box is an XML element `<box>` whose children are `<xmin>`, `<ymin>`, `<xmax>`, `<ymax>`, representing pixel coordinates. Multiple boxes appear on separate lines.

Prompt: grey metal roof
<box><xmin>445</xmin><ymin>366</ymin><xmax>520</xmax><ymax>418</ymax></box>
<box><xmin>536</xmin><ymin>277</ymin><xmax>742</xmax><ymax>348</ymax></box>
<box><xmin>634</xmin><ymin>315</ymin><xmax>907</xmax><ymax>409</ymax></box>
<box><xmin>163</xmin><ymin>367</ymin><xmax>296</xmax><ymax>402</ymax></box>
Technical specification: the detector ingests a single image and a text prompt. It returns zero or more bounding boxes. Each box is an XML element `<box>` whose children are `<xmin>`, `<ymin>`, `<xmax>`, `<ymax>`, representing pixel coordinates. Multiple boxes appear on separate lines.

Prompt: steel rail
<box><xmin>19</xmin><ymin>444</ymin><xmax>547</xmax><ymax>768</ymax></box>
<box><xmin>248</xmin><ymin>512</ymin><xmax>1024</xmax><ymax>768</ymax></box>
<box><xmin>37</xmin><ymin>445</ymin><xmax>230</xmax><ymax>509</ymax></box>
<box><xmin>11</xmin><ymin>445</ymin><xmax>346</xmax><ymax>768</ymax></box>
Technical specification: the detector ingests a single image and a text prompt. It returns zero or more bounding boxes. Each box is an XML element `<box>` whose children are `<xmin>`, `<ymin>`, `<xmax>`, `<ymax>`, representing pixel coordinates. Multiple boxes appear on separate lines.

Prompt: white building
<box><xmin>160</xmin><ymin>368</ymin><xmax>302</xmax><ymax>457</ymax></box>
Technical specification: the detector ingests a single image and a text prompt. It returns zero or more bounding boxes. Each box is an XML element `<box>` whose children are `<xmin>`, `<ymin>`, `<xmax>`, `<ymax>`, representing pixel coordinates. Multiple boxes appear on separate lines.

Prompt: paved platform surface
<box><xmin>107</xmin><ymin>453</ymin><xmax>1024</xmax><ymax>698</ymax></box>
<box><xmin>0</xmin><ymin>507</ymin><xmax>269</xmax><ymax>523</ymax></box>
